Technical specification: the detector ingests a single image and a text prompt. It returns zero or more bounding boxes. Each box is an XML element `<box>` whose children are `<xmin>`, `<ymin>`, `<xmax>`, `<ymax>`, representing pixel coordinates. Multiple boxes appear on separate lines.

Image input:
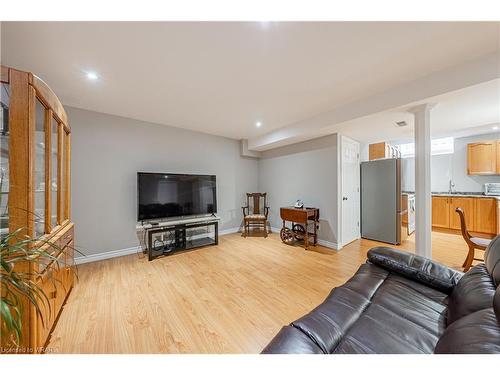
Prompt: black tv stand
<box><xmin>140</xmin><ymin>217</ymin><xmax>219</xmax><ymax>261</ymax></box>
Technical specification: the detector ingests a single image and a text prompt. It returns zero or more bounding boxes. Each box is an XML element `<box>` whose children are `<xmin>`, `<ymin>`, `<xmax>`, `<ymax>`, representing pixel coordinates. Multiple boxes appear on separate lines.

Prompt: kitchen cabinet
<box><xmin>467</xmin><ymin>141</ymin><xmax>497</xmax><ymax>175</ymax></box>
<box><xmin>431</xmin><ymin>195</ymin><xmax>498</xmax><ymax>236</ymax></box>
<box><xmin>432</xmin><ymin>197</ymin><xmax>450</xmax><ymax>229</ymax></box>
<box><xmin>474</xmin><ymin>198</ymin><xmax>497</xmax><ymax>234</ymax></box>
<box><xmin>402</xmin><ymin>195</ymin><xmax>408</xmax><ymax>225</ymax></box>
<box><xmin>369</xmin><ymin>142</ymin><xmax>389</xmax><ymax>160</ymax></box>
<box><xmin>448</xmin><ymin>197</ymin><xmax>475</xmax><ymax>230</ymax></box>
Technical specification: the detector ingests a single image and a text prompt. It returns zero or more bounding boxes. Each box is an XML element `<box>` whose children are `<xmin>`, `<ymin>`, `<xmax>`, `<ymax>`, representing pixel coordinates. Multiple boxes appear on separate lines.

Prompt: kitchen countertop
<box><xmin>402</xmin><ymin>191</ymin><xmax>500</xmax><ymax>200</ymax></box>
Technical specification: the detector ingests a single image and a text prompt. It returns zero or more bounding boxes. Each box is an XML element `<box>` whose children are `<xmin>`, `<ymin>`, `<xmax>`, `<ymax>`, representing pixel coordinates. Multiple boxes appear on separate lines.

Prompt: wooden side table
<box><xmin>279</xmin><ymin>207</ymin><xmax>320</xmax><ymax>249</ymax></box>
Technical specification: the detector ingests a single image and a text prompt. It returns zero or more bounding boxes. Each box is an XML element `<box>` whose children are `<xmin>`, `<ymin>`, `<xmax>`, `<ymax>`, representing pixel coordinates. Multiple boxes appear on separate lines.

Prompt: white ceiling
<box><xmin>1</xmin><ymin>22</ymin><xmax>499</xmax><ymax>141</ymax></box>
<box><xmin>336</xmin><ymin>79</ymin><xmax>500</xmax><ymax>144</ymax></box>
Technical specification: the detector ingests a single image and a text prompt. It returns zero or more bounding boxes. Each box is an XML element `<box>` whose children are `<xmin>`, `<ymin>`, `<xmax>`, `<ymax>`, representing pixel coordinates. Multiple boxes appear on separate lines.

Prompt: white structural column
<box><xmin>410</xmin><ymin>104</ymin><xmax>434</xmax><ymax>259</ymax></box>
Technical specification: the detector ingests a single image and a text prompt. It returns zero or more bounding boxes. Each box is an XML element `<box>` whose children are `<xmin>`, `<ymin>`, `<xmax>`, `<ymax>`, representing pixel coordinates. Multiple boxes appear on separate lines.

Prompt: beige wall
<box><xmin>69</xmin><ymin>107</ymin><xmax>259</xmax><ymax>256</ymax></box>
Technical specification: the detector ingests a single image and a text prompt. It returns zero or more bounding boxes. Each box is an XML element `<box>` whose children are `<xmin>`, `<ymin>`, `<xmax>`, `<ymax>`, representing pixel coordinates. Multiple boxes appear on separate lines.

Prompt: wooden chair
<box><xmin>242</xmin><ymin>193</ymin><xmax>269</xmax><ymax>237</ymax></box>
<box><xmin>455</xmin><ymin>207</ymin><xmax>491</xmax><ymax>271</ymax></box>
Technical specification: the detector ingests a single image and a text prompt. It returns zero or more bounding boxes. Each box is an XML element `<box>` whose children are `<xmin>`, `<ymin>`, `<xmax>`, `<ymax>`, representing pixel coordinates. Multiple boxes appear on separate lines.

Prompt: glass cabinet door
<box><xmin>60</xmin><ymin>128</ymin><xmax>65</xmax><ymax>222</ymax></box>
<box><xmin>0</xmin><ymin>82</ymin><xmax>9</xmax><ymax>237</ymax></box>
<box><xmin>34</xmin><ymin>99</ymin><xmax>46</xmax><ymax>238</ymax></box>
<box><xmin>63</xmin><ymin>129</ymin><xmax>70</xmax><ymax>221</ymax></box>
<box><xmin>51</xmin><ymin>118</ymin><xmax>58</xmax><ymax>229</ymax></box>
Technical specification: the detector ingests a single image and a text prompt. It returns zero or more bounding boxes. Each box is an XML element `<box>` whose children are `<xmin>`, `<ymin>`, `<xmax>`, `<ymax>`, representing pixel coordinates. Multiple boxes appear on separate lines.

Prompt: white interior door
<box><xmin>341</xmin><ymin>136</ymin><xmax>361</xmax><ymax>246</ymax></box>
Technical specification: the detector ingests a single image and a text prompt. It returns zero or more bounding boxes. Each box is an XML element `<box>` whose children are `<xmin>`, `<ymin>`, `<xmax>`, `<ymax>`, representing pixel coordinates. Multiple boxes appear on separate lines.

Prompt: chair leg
<box><xmin>264</xmin><ymin>221</ymin><xmax>268</xmax><ymax>237</ymax></box>
<box><xmin>463</xmin><ymin>245</ymin><xmax>474</xmax><ymax>271</ymax></box>
<box><xmin>462</xmin><ymin>245</ymin><xmax>473</xmax><ymax>267</ymax></box>
<box><xmin>243</xmin><ymin>221</ymin><xmax>247</xmax><ymax>238</ymax></box>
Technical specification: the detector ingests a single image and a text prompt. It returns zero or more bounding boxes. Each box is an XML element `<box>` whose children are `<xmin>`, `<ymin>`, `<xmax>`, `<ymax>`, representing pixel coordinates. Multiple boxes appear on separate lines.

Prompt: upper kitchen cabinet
<box><xmin>369</xmin><ymin>142</ymin><xmax>389</xmax><ymax>160</ymax></box>
<box><xmin>467</xmin><ymin>140</ymin><xmax>498</xmax><ymax>175</ymax></box>
<box><xmin>368</xmin><ymin>142</ymin><xmax>400</xmax><ymax>160</ymax></box>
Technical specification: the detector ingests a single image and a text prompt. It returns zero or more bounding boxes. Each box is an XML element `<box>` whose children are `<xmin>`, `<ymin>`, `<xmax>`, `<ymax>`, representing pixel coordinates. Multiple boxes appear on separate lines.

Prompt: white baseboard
<box><xmin>219</xmin><ymin>227</ymin><xmax>241</xmax><ymax>235</ymax></box>
<box><xmin>75</xmin><ymin>227</ymin><xmax>243</xmax><ymax>265</ymax></box>
<box><xmin>271</xmin><ymin>227</ymin><xmax>339</xmax><ymax>250</ymax></box>
<box><xmin>75</xmin><ymin>226</ymin><xmax>339</xmax><ymax>265</ymax></box>
<box><xmin>75</xmin><ymin>246</ymin><xmax>142</xmax><ymax>265</ymax></box>
<box><xmin>317</xmin><ymin>239</ymin><xmax>340</xmax><ymax>250</ymax></box>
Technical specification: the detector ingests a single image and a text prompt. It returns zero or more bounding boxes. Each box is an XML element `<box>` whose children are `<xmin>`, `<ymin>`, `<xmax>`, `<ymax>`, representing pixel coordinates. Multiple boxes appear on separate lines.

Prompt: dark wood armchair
<box><xmin>242</xmin><ymin>193</ymin><xmax>269</xmax><ymax>237</ymax></box>
<box><xmin>455</xmin><ymin>207</ymin><xmax>491</xmax><ymax>271</ymax></box>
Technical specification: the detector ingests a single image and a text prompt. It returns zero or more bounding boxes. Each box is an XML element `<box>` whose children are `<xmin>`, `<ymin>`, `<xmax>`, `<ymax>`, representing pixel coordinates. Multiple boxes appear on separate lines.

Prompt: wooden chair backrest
<box><xmin>247</xmin><ymin>193</ymin><xmax>267</xmax><ymax>215</ymax></box>
<box><xmin>456</xmin><ymin>207</ymin><xmax>473</xmax><ymax>245</ymax></box>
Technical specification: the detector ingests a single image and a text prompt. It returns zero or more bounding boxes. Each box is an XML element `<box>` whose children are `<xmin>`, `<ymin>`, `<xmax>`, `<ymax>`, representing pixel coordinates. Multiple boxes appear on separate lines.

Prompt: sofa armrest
<box><xmin>261</xmin><ymin>326</ymin><xmax>324</xmax><ymax>354</ymax></box>
<box><xmin>367</xmin><ymin>246</ymin><xmax>463</xmax><ymax>294</ymax></box>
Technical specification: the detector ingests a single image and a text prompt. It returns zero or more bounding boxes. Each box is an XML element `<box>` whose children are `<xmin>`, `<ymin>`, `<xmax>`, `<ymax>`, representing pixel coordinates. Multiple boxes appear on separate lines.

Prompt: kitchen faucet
<box><xmin>448</xmin><ymin>180</ymin><xmax>455</xmax><ymax>194</ymax></box>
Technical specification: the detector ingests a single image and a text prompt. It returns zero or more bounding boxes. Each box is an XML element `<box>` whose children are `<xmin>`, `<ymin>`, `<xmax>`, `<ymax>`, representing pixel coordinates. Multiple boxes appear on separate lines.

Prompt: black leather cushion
<box><xmin>367</xmin><ymin>246</ymin><xmax>463</xmax><ymax>294</ymax></box>
<box><xmin>288</xmin><ymin>264</ymin><xmax>386</xmax><ymax>354</ymax></box>
<box><xmin>447</xmin><ymin>264</ymin><xmax>497</xmax><ymax>325</ymax></box>
<box><xmin>495</xmin><ymin>287</ymin><xmax>500</xmax><ymax>325</ymax></box>
<box><xmin>287</xmin><ymin>263</ymin><xmax>448</xmax><ymax>354</ymax></box>
<box><xmin>434</xmin><ymin>308</ymin><xmax>500</xmax><ymax>353</ymax></box>
<box><xmin>331</xmin><ymin>273</ymin><xmax>448</xmax><ymax>353</ymax></box>
<box><xmin>261</xmin><ymin>326</ymin><xmax>323</xmax><ymax>354</ymax></box>
<box><xmin>485</xmin><ymin>235</ymin><xmax>500</xmax><ymax>287</ymax></box>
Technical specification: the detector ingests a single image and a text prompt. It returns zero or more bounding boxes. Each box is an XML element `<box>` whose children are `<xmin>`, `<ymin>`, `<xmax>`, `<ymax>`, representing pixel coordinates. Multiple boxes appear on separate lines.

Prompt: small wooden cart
<box><xmin>279</xmin><ymin>207</ymin><xmax>320</xmax><ymax>249</ymax></box>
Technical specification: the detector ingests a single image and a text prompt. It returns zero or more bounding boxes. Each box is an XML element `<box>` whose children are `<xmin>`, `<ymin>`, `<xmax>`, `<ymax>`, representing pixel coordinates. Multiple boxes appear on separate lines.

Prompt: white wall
<box><xmin>69</xmin><ymin>107</ymin><xmax>259</xmax><ymax>256</ymax></box>
<box><xmin>63</xmin><ymin>105</ymin><xmax>500</xmax><ymax>260</ymax></box>
<box><xmin>388</xmin><ymin>132</ymin><xmax>500</xmax><ymax>192</ymax></box>
<box><xmin>450</xmin><ymin>133</ymin><xmax>500</xmax><ymax>191</ymax></box>
<box><xmin>258</xmin><ymin>134</ymin><xmax>339</xmax><ymax>246</ymax></box>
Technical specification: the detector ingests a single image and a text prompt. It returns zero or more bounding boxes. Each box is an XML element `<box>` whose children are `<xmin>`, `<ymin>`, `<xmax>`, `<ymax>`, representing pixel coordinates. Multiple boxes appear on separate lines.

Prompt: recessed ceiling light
<box><xmin>493</xmin><ymin>126</ymin><xmax>499</xmax><ymax>130</ymax></box>
<box><xmin>256</xmin><ymin>121</ymin><xmax>262</xmax><ymax>128</ymax></box>
<box><xmin>86</xmin><ymin>72</ymin><xmax>98</xmax><ymax>80</ymax></box>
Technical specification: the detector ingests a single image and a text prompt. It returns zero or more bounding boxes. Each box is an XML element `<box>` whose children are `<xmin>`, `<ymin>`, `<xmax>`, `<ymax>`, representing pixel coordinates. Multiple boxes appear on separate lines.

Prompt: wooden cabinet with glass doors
<box><xmin>0</xmin><ymin>66</ymin><xmax>74</xmax><ymax>353</ymax></box>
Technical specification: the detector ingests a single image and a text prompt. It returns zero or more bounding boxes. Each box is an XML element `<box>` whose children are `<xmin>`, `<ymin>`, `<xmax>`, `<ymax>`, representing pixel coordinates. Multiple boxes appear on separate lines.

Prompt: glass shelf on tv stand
<box><xmin>146</xmin><ymin>220</ymin><xmax>218</xmax><ymax>261</ymax></box>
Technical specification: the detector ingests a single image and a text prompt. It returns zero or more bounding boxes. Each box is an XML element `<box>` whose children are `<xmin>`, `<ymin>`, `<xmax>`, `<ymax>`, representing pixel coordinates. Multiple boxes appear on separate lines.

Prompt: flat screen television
<box><xmin>137</xmin><ymin>172</ymin><xmax>217</xmax><ymax>221</ymax></box>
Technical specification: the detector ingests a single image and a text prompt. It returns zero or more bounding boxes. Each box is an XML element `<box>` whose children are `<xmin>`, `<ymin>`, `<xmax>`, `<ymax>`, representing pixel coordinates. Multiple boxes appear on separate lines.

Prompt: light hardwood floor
<box><xmin>47</xmin><ymin>230</ymin><xmax>473</xmax><ymax>354</ymax></box>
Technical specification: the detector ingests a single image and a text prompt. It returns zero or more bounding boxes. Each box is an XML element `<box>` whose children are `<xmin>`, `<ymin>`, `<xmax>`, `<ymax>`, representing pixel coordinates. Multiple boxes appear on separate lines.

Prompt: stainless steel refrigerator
<box><xmin>361</xmin><ymin>158</ymin><xmax>404</xmax><ymax>245</ymax></box>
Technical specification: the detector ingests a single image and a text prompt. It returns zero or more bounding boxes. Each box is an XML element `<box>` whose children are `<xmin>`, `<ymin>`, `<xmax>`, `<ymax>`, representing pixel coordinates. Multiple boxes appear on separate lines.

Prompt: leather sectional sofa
<box><xmin>262</xmin><ymin>236</ymin><xmax>500</xmax><ymax>354</ymax></box>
